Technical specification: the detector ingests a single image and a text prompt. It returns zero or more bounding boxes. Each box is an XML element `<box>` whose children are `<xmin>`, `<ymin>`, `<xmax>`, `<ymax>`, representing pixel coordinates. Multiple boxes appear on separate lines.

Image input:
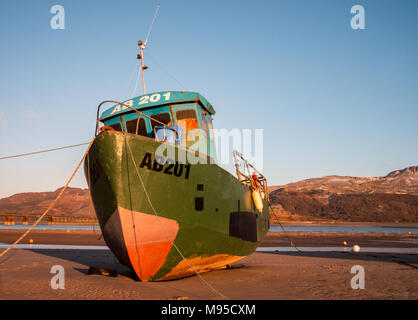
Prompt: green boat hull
<box><xmin>84</xmin><ymin>131</ymin><xmax>269</xmax><ymax>281</ymax></box>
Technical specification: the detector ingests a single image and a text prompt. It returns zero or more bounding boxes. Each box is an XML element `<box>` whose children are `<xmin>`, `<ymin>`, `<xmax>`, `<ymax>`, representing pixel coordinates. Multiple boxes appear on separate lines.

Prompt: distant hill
<box><xmin>269</xmin><ymin>166</ymin><xmax>418</xmax><ymax>222</ymax></box>
<box><xmin>1</xmin><ymin>166</ymin><xmax>417</xmax><ymax>222</ymax></box>
<box><xmin>0</xmin><ymin>187</ymin><xmax>94</xmax><ymax>218</ymax></box>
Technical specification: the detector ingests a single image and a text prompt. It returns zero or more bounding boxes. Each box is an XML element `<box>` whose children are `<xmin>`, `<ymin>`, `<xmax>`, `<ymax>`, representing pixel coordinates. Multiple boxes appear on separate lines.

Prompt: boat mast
<box><xmin>135</xmin><ymin>5</ymin><xmax>160</xmax><ymax>95</ymax></box>
<box><xmin>137</xmin><ymin>40</ymin><xmax>148</xmax><ymax>95</ymax></box>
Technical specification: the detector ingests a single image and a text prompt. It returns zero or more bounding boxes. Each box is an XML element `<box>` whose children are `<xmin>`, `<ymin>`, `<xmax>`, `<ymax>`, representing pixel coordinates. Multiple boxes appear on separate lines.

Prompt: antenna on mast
<box><xmin>136</xmin><ymin>4</ymin><xmax>160</xmax><ymax>95</ymax></box>
<box><xmin>144</xmin><ymin>4</ymin><xmax>160</xmax><ymax>47</ymax></box>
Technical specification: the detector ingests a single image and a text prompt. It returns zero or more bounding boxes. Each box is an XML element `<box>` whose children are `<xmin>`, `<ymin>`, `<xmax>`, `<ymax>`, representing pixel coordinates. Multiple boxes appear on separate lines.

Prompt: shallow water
<box><xmin>0</xmin><ymin>224</ymin><xmax>98</xmax><ymax>231</ymax></box>
<box><xmin>0</xmin><ymin>243</ymin><xmax>108</xmax><ymax>250</ymax></box>
<box><xmin>269</xmin><ymin>225</ymin><xmax>418</xmax><ymax>234</ymax></box>
<box><xmin>1</xmin><ymin>224</ymin><xmax>417</xmax><ymax>234</ymax></box>
<box><xmin>256</xmin><ymin>246</ymin><xmax>418</xmax><ymax>253</ymax></box>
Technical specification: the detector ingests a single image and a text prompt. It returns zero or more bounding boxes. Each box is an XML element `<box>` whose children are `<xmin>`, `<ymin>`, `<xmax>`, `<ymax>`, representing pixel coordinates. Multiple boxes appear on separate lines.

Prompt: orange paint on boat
<box><xmin>117</xmin><ymin>206</ymin><xmax>179</xmax><ymax>281</ymax></box>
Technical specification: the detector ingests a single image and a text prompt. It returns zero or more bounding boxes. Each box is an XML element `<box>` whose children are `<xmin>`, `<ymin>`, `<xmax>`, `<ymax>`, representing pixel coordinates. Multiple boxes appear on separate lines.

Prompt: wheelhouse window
<box><xmin>176</xmin><ymin>109</ymin><xmax>203</xmax><ymax>149</ymax></box>
<box><xmin>126</xmin><ymin>117</ymin><xmax>147</xmax><ymax>136</ymax></box>
<box><xmin>150</xmin><ymin>113</ymin><xmax>172</xmax><ymax>131</ymax></box>
<box><xmin>201</xmin><ymin>111</ymin><xmax>209</xmax><ymax>136</ymax></box>
<box><xmin>176</xmin><ymin>109</ymin><xmax>199</xmax><ymax>132</ymax></box>
<box><xmin>109</xmin><ymin>123</ymin><xmax>122</xmax><ymax>131</ymax></box>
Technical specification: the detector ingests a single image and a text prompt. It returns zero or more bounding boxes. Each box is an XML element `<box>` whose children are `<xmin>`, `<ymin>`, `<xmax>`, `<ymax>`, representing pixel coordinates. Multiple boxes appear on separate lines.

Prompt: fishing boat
<box><xmin>84</xmin><ymin>41</ymin><xmax>270</xmax><ymax>281</ymax></box>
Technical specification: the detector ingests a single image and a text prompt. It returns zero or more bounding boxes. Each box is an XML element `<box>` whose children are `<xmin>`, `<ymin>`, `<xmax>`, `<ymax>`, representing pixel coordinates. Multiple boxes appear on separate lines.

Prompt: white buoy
<box><xmin>353</xmin><ymin>245</ymin><xmax>360</xmax><ymax>253</ymax></box>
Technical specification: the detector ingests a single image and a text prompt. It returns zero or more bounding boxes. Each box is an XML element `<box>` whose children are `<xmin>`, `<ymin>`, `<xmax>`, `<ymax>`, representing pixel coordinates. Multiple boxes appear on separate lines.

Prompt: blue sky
<box><xmin>0</xmin><ymin>0</ymin><xmax>417</xmax><ymax>198</ymax></box>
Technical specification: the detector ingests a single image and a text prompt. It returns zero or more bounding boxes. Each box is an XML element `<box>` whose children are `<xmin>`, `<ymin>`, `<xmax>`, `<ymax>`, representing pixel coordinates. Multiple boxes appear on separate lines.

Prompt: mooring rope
<box><xmin>268</xmin><ymin>201</ymin><xmax>303</xmax><ymax>253</ymax></box>
<box><xmin>0</xmin><ymin>142</ymin><xmax>90</xmax><ymax>160</ymax></box>
<box><xmin>1</xmin><ymin>132</ymin><xmax>229</xmax><ymax>297</ymax></box>
<box><xmin>125</xmin><ymin>138</ymin><xmax>228</xmax><ymax>299</ymax></box>
<box><xmin>0</xmin><ymin>136</ymin><xmax>96</xmax><ymax>258</ymax></box>
<box><xmin>124</xmin><ymin>135</ymin><xmax>144</xmax><ymax>279</ymax></box>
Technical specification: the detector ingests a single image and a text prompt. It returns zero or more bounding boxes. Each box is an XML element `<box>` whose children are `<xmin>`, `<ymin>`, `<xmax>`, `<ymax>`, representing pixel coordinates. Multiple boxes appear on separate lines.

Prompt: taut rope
<box><xmin>125</xmin><ymin>138</ymin><xmax>228</xmax><ymax>299</ymax></box>
<box><xmin>0</xmin><ymin>142</ymin><xmax>90</xmax><ymax>160</ymax></box>
<box><xmin>0</xmin><ymin>136</ymin><xmax>96</xmax><ymax>258</ymax></box>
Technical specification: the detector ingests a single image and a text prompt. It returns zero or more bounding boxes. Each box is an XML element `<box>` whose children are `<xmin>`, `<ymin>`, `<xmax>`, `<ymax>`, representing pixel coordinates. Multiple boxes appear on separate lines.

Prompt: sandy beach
<box><xmin>0</xmin><ymin>227</ymin><xmax>417</xmax><ymax>300</ymax></box>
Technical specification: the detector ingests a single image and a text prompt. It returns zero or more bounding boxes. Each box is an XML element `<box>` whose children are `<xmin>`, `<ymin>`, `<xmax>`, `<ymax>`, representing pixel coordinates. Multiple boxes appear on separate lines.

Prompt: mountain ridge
<box><xmin>269</xmin><ymin>166</ymin><xmax>418</xmax><ymax>222</ymax></box>
<box><xmin>0</xmin><ymin>166</ymin><xmax>417</xmax><ymax>222</ymax></box>
<box><xmin>0</xmin><ymin>187</ymin><xmax>94</xmax><ymax>217</ymax></box>
<box><xmin>270</xmin><ymin>166</ymin><xmax>418</xmax><ymax>194</ymax></box>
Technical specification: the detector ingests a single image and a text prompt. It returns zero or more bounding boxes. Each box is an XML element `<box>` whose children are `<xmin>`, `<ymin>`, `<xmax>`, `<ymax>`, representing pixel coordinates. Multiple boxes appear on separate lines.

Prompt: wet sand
<box><xmin>0</xmin><ymin>229</ymin><xmax>106</xmax><ymax>246</ymax></box>
<box><xmin>1</xmin><ymin>229</ymin><xmax>417</xmax><ymax>248</ymax></box>
<box><xmin>0</xmin><ymin>229</ymin><xmax>417</xmax><ymax>299</ymax></box>
<box><xmin>261</xmin><ymin>232</ymin><xmax>418</xmax><ymax>248</ymax></box>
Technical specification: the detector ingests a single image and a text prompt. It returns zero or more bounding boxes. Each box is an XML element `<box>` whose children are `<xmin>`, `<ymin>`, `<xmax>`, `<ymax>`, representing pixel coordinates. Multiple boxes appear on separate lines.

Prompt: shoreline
<box><xmin>0</xmin><ymin>229</ymin><xmax>416</xmax><ymax>248</ymax></box>
<box><xmin>1</xmin><ymin>221</ymin><xmax>418</xmax><ymax>228</ymax></box>
<box><xmin>271</xmin><ymin>221</ymin><xmax>418</xmax><ymax>228</ymax></box>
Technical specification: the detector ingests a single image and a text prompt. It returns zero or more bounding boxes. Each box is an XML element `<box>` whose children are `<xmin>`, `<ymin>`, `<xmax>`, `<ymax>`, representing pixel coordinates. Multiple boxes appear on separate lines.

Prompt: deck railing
<box><xmin>233</xmin><ymin>150</ymin><xmax>269</xmax><ymax>200</ymax></box>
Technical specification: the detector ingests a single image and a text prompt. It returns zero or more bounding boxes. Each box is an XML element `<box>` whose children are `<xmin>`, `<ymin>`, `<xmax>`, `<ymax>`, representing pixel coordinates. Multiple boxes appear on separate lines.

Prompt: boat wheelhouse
<box><xmin>97</xmin><ymin>91</ymin><xmax>217</xmax><ymax>162</ymax></box>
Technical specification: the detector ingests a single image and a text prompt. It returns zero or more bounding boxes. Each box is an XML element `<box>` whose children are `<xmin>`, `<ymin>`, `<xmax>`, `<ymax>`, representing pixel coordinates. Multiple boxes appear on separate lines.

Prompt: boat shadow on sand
<box><xmin>30</xmin><ymin>249</ymin><xmax>140</xmax><ymax>281</ymax></box>
<box><xmin>26</xmin><ymin>248</ymin><xmax>247</xmax><ymax>283</ymax></box>
<box><xmin>27</xmin><ymin>248</ymin><xmax>418</xmax><ymax>281</ymax></box>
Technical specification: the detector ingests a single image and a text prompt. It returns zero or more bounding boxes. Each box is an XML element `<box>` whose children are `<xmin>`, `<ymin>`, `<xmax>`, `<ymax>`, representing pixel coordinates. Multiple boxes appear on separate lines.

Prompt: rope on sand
<box><xmin>1</xmin><ymin>132</ymin><xmax>227</xmax><ymax>298</ymax></box>
<box><xmin>0</xmin><ymin>137</ymin><xmax>96</xmax><ymax>258</ymax></box>
<box><xmin>268</xmin><ymin>201</ymin><xmax>303</xmax><ymax>253</ymax></box>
